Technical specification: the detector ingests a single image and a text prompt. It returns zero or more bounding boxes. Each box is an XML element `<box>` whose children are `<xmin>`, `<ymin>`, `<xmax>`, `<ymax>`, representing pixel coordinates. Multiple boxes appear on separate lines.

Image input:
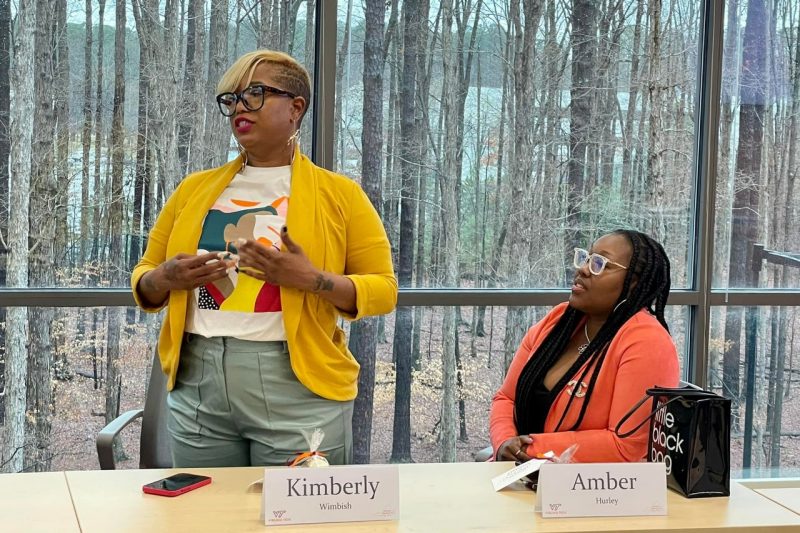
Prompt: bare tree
<box><xmin>391</xmin><ymin>0</ymin><xmax>420</xmax><ymax>463</ymax></box>
<box><xmin>644</xmin><ymin>0</ymin><xmax>666</xmax><ymax>236</ymax></box>
<box><xmin>566</xmin><ymin>0</ymin><xmax>597</xmax><ymax>256</ymax></box>
<box><xmin>26</xmin><ymin>0</ymin><xmax>58</xmax><ymax>473</ymax></box>
<box><xmin>0</xmin><ymin>0</ymin><xmax>12</xmax><ymax>423</ymax></box>
<box><xmin>349</xmin><ymin>0</ymin><xmax>386</xmax><ymax>465</ymax></box>
<box><xmin>438</xmin><ymin>0</ymin><xmax>460</xmax><ymax>462</ymax></box>
<box><xmin>411</xmin><ymin>0</ymin><xmax>432</xmax><ymax>369</ymax></box>
<box><xmin>53</xmin><ymin>0</ymin><xmax>69</xmax><ymax>273</ymax></box>
<box><xmin>2</xmin><ymin>0</ymin><xmax>36</xmax><ymax>474</ymax></box>
<box><xmin>105</xmin><ymin>0</ymin><xmax>127</xmax><ymax>447</ymax></box>
<box><xmin>503</xmin><ymin>0</ymin><xmax>542</xmax><ymax>371</ymax></box>
<box><xmin>724</xmin><ymin>0</ymin><xmax>769</xmax><ymax>431</ymax></box>
<box><xmin>334</xmin><ymin>0</ymin><xmax>353</xmax><ymax>172</ymax></box>
<box><xmin>178</xmin><ymin>0</ymin><xmax>206</xmax><ymax>176</ymax></box>
<box><xmin>91</xmin><ymin>0</ymin><xmax>106</xmax><ymax>265</ymax></box>
<box><xmin>80</xmin><ymin>0</ymin><xmax>93</xmax><ymax>266</ymax></box>
<box><xmin>204</xmin><ymin>0</ymin><xmax>230</xmax><ymax>169</ymax></box>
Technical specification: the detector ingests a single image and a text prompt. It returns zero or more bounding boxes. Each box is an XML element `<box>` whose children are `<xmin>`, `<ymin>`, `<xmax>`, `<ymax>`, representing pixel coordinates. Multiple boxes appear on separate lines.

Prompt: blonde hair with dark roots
<box><xmin>217</xmin><ymin>49</ymin><xmax>311</xmax><ymax>124</ymax></box>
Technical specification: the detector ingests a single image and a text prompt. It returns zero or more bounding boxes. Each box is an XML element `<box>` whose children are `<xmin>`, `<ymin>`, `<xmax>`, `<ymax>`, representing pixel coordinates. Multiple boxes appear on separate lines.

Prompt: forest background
<box><xmin>0</xmin><ymin>0</ymin><xmax>798</xmax><ymax>475</ymax></box>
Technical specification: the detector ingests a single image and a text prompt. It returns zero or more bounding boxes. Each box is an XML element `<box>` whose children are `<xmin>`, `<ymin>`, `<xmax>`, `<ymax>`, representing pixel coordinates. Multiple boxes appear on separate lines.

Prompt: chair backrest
<box><xmin>679</xmin><ymin>380</ymin><xmax>701</xmax><ymax>390</ymax></box>
<box><xmin>139</xmin><ymin>350</ymin><xmax>172</xmax><ymax>468</ymax></box>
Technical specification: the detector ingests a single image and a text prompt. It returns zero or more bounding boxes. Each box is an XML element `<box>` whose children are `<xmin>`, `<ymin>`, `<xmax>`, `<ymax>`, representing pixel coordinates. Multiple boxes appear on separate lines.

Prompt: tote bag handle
<box><xmin>614</xmin><ymin>392</ymin><xmax>684</xmax><ymax>439</ymax></box>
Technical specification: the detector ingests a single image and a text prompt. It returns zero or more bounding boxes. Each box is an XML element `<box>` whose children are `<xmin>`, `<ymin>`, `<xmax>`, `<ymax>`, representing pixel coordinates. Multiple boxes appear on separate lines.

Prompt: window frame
<box><xmin>1</xmin><ymin>0</ymin><xmax>798</xmax><ymax>472</ymax></box>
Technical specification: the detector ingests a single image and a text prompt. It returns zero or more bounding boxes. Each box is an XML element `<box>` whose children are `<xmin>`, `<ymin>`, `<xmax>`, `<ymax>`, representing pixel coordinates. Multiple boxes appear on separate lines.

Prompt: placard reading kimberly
<box><xmin>263</xmin><ymin>465</ymin><xmax>399</xmax><ymax>526</ymax></box>
<box><xmin>538</xmin><ymin>462</ymin><xmax>666</xmax><ymax>518</ymax></box>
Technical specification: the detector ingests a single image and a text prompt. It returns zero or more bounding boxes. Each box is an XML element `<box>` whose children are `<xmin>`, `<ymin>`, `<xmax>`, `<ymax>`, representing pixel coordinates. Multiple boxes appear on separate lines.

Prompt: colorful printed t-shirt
<box><xmin>185</xmin><ymin>164</ymin><xmax>290</xmax><ymax>340</ymax></box>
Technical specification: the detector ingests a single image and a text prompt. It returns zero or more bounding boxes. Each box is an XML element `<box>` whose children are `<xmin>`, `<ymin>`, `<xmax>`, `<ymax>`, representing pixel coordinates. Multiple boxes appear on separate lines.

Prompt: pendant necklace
<box><xmin>577</xmin><ymin>323</ymin><xmax>591</xmax><ymax>354</ymax></box>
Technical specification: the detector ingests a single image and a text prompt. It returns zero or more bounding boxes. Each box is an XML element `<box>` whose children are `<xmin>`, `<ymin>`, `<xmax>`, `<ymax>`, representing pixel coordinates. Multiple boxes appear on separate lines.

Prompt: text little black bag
<box><xmin>615</xmin><ymin>384</ymin><xmax>731</xmax><ymax>498</ymax></box>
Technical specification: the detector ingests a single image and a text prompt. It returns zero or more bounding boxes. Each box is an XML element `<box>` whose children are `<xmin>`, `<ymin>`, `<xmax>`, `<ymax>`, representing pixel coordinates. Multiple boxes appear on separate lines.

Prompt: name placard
<box><xmin>262</xmin><ymin>465</ymin><xmax>399</xmax><ymax>526</ymax></box>
<box><xmin>538</xmin><ymin>462</ymin><xmax>666</xmax><ymax>518</ymax></box>
<box><xmin>491</xmin><ymin>458</ymin><xmax>549</xmax><ymax>491</ymax></box>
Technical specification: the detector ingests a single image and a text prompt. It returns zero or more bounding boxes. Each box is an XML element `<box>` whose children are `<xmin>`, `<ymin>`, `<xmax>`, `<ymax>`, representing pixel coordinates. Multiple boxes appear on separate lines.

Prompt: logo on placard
<box><xmin>549</xmin><ymin>503</ymin><xmax>562</xmax><ymax>511</ymax></box>
<box><xmin>272</xmin><ymin>510</ymin><xmax>287</xmax><ymax>518</ymax></box>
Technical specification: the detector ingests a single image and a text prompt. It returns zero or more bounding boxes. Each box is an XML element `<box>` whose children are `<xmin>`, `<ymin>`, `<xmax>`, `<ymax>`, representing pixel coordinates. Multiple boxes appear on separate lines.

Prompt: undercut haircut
<box><xmin>217</xmin><ymin>49</ymin><xmax>311</xmax><ymax>124</ymax></box>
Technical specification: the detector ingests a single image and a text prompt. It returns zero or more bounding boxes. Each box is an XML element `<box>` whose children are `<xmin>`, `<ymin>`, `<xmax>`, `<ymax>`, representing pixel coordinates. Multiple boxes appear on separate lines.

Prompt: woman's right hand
<box><xmin>496</xmin><ymin>435</ymin><xmax>534</xmax><ymax>462</ymax></box>
<box><xmin>137</xmin><ymin>252</ymin><xmax>235</xmax><ymax>307</ymax></box>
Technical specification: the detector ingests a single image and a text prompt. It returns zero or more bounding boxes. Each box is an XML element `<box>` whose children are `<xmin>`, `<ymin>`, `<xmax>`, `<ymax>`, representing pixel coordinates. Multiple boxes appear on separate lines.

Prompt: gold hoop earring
<box><xmin>287</xmin><ymin>129</ymin><xmax>300</xmax><ymax>147</ymax></box>
<box><xmin>237</xmin><ymin>142</ymin><xmax>248</xmax><ymax>171</ymax></box>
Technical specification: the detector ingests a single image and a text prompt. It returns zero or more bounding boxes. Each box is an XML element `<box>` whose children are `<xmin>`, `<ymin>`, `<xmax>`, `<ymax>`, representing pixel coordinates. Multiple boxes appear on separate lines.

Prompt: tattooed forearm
<box><xmin>312</xmin><ymin>274</ymin><xmax>335</xmax><ymax>292</ymax></box>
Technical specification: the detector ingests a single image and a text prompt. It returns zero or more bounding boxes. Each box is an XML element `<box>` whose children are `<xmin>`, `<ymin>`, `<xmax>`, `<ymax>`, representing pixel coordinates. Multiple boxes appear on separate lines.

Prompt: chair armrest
<box><xmin>474</xmin><ymin>446</ymin><xmax>493</xmax><ymax>462</ymax></box>
<box><xmin>96</xmin><ymin>409</ymin><xmax>143</xmax><ymax>470</ymax></box>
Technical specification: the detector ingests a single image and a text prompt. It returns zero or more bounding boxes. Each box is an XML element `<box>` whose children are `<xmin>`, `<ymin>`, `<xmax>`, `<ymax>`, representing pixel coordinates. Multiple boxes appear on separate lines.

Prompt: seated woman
<box><xmin>490</xmin><ymin>230</ymin><xmax>679</xmax><ymax>463</ymax></box>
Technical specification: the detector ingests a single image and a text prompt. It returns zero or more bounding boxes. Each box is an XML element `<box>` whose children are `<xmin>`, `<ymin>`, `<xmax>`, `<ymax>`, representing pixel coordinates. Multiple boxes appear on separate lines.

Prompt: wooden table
<box><xmin>739</xmin><ymin>478</ymin><xmax>800</xmax><ymax>517</ymax></box>
<box><xmin>0</xmin><ymin>471</ymin><xmax>81</xmax><ymax>533</ymax></box>
<box><xmin>754</xmin><ymin>488</ymin><xmax>800</xmax><ymax>516</ymax></box>
<box><xmin>64</xmin><ymin>462</ymin><xmax>800</xmax><ymax>532</ymax></box>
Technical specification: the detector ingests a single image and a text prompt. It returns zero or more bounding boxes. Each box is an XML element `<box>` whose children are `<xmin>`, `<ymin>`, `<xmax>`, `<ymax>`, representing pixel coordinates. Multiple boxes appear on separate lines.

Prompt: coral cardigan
<box><xmin>131</xmin><ymin>151</ymin><xmax>397</xmax><ymax>401</ymax></box>
<box><xmin>490</xmin><ymin>303</ymin><xmax>679</xmax><ymax>462</ymax></box>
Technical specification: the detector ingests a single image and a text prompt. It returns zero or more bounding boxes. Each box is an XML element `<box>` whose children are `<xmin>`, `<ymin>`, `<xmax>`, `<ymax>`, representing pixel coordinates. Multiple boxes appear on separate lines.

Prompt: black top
<box><xmin>526</xmin><ymin>380</ymin><xmax>557</xmax><ymax>434</ymax></box>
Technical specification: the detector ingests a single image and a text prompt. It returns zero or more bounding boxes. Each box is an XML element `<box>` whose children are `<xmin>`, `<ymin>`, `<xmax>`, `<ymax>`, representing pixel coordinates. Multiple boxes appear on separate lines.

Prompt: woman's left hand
<box><xmin>496</xmin><ymin>435</ymin><xmax>534</xmax><ymax>462</ymax></box>
<box><xmin>236</xmin><ymin>227</ymin><xmax>318</xmax><ymax>290</ymax></box>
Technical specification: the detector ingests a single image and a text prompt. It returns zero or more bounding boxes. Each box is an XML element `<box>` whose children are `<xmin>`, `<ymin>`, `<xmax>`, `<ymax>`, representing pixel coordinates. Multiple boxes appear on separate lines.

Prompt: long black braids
<box><xmin>514</xmin><ymin>230</ymin><xmax>671</xmax><ymax>435</ymax></box>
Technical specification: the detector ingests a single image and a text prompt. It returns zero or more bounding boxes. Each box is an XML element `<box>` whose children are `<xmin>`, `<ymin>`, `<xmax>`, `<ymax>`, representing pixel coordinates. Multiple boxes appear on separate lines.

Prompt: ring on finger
<box><xmin>514</xmin><ymin>448</ymin><xmax>524</xmax><ymax>459</ymax></box>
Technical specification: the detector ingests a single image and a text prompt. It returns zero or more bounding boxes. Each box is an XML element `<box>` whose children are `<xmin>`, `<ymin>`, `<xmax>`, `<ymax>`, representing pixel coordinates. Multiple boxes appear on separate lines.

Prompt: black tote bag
<box><xmin>616</xmin><ymin>385</ymin><xmax>731</xmax><ymax>498</ymax></box>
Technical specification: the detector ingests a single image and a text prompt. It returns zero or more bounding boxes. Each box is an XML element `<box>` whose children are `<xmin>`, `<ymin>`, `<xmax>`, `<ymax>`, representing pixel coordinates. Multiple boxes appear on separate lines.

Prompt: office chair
<box><xmin>96</xmin><ymin>350</ymin><xmax>172</xmax><ymax>469</ymax></box>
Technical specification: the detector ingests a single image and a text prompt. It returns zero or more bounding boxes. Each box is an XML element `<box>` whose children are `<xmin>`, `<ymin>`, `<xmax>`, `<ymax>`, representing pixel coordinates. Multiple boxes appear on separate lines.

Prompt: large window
<box><xmin>0</xmin><ymin>305</ymin><xmax>687</xmax><ymax>470</ymax></box>
<box><xmin>708</xmin><ymin>0</ymin><xmax>800</xmax><ymax>475</ymax></box>
<box><xmin>334</xmin><ymin>0</ymin><xmax>699</xmax><ymax>290</ymax></box>
<box><xmin>1</xmin><ymin>0</ymin><xmax>799</xmax><ymax>475</ymax></box>
<box><xmin>1</xmin><ymin>1</ymin><xmax>316</xmax><ymax>290</ymax></box>
<box><xmin>709</xmin><ymin>306</ymin><xmax>800</xmax><ymax>477</ymax></box>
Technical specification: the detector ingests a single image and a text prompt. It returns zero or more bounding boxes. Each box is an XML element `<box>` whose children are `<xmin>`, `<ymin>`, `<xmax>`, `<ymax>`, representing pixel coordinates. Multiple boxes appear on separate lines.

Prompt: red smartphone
<box><xmin>142</xmin><ymin>473</ymin><xmax>212</xmax><ymax>497</ymax></box>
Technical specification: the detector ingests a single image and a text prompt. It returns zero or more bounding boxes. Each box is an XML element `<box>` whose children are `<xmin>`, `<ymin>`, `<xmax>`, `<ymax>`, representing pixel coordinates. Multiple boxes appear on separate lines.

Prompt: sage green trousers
<box><xmin>167</xmin><ymin>334</ymin><xmax>353</xmax><ymax>467</ymax></box>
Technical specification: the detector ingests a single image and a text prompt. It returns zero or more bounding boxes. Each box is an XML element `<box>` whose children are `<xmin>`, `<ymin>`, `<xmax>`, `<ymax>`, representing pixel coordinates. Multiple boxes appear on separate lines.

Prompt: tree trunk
<box><xmin>1</xmin><ymin>0</ymin><xmax>35</xmax><ymax>474</ymax></box>
<box><xmin>0</xmin><ymin>0</ymin><xmax>11</xmax><ymax>423</ymax></box>
<box><xmin>25</xmin><ymin>0</ymin><xmax>58</xmax><ymax>473</ymax></box>
<box><xmin>726</xmin><ymin>0</ymin><xmax>768</xmax><ymax>467</ymax></box>
<box><xmin>645</xmin><ymin>0</ymin><xmax>665</xmax><ymax>237</ymax></box>
<box><xmin>412</xmin><ymin>0</ymin><xmax>431</xmax><ymax>370</ymax></box>
<box><xmin>349</xmin><ymin>0</ymin><xmax>386</xmax><ymax>465</ymax></box>
<box><xmin>177</xmin><ymin>0</ymin><xmax>205</xmax><ymax>176</ymax></box>
<box><xmin>205</xmin><ymin>0</ymin><xmax>230</xmax><ymax>169</ymax></box>
<box><xmin>80</xmin><ymin>0</ymin><xmax>93</xmax><ymax>266</ymax></box>
<box><xmin>390</xmin><ymin>0</ymin><xmax>420</xmax><ymax>464</ymax></box>
<box><xmin>131</xmin><ymin>0</ymin><xmax>154</xmax><ymax>277</ymax></box>
<box><xmin>566</xmin><ymin>0</ymin><xmax>597</xmax><ymax>258</ymax></box>
<box><xmin>504</xmin><ymin>0</ymin><xmax>542</xmax><ymax>371</ymax></box>
<box><xmin>438</xmin><ymin>0</ymin><xmax>462</xmax><ymax>462</ymax></box>
<box><xmin>105</xmin><ymin>0</ymin><xmax>127</xmax><ymax>457</ymax></box>
<box><xmin>476</xmin><ymin>23</ymin><xmax>512</xmax><ymax>340</ymax></box>
<box><xmin>724</xmin><ymin>0</ymin><xmax>768</xmax><ymax>423</ymax></box>
<box><xmin>334</xmin><ymin>0</ymin><xmax>353</xmax><ymax>172</ymax></box>
<box><xmin>53</xmin><ymin>0</ymin><xmax>69</xmax><ymax>273</ymax></box>
<box><xmin>91</xmin><ymin>0</ymin><xmax>106</xmax><ymax>267</ymax></box>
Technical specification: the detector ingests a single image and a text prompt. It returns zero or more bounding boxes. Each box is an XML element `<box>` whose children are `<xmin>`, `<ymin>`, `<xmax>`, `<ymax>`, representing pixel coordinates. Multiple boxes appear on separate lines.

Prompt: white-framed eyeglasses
<box><xmin>573</xmin><ymin>247</ymin><xmax>628</xmax><ymax>276</ymax></box>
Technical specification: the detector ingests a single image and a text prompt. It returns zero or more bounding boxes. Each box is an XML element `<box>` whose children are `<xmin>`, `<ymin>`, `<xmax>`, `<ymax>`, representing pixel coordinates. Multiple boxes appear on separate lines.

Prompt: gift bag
<box><xmin>616</xmin><ymin>384</ymin><xmax>731</xmax><ymax>498</ymax></box>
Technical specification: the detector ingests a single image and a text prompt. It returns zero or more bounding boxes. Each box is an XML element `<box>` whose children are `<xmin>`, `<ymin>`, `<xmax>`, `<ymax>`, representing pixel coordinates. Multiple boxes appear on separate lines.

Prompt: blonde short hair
<box><xmin>217</xmin><ymin>50</ymin><xmax>312</xmax><ymax>122</ymax></box>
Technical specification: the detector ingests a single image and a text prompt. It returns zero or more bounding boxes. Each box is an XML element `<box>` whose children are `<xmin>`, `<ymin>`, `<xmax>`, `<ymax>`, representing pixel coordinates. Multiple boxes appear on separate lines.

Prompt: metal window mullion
<box><xmin>311</xmin><ymin>0</ymin><xmax>337</xmax><ymax>169</ymax></box>
<box><xmin>687</xmin><ymin>0</ymin><xmax>724</xmax><ymax>388</ymax></box>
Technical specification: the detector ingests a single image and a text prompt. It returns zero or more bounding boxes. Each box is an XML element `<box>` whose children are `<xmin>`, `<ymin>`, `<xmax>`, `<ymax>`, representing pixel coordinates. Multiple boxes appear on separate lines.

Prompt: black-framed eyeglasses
<box><xmin>216</xmin><ymin>84</ymin><xmax>297</xmax><ymax>117</ymax></box>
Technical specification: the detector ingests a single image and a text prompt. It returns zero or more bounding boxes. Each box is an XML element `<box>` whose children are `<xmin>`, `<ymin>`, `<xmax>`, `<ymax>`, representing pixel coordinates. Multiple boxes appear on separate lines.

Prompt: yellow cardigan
<box><xmin>131</xmin><ymin>151</ymin><xmax>397</xmax><ymax>401</ymax></box>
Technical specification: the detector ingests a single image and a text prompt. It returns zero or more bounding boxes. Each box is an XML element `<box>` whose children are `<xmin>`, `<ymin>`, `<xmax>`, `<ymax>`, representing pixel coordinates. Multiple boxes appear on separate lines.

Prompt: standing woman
<box><xmin>132</xmin><ymin>50</ymin><xmax>397</xmax><ymax>467</ymax></box>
